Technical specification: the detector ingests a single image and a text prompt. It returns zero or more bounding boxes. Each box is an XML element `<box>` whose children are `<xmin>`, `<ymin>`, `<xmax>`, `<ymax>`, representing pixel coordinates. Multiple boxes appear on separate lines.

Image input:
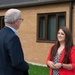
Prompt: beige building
<box><xmin>0</xmin><ymin>0</ymin><xmax>75</xmax><ymax>65</ymax></box>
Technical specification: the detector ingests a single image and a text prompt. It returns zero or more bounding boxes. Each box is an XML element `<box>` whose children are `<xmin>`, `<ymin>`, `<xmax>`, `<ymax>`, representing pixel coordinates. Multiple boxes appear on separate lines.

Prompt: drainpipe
<box><xmin>69</xmin><ymin>1</ymin><xmax>73</xmax><ymax>32</ymax></box>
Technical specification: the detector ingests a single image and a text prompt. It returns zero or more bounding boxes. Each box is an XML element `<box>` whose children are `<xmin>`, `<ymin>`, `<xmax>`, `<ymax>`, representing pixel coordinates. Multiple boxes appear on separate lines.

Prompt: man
<box><xmin>0</xmin><ymin>9</ymin><xmax>29</xmax><ymax>75</ymax></box>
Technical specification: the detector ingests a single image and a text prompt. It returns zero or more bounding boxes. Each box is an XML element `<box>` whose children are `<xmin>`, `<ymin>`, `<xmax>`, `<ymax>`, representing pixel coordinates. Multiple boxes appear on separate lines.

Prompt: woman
<box><xmin>46</xmin><ymin>27</ymin><xmax>75</xmax><ymax>75</ymax></box>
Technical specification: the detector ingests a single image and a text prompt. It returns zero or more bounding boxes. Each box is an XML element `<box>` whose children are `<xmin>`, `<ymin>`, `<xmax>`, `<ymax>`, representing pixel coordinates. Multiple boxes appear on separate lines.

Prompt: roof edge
<box><xmin>0</xmin><ymin>0</ymin><xmax>74</xmax><ymax>9</ymax></box>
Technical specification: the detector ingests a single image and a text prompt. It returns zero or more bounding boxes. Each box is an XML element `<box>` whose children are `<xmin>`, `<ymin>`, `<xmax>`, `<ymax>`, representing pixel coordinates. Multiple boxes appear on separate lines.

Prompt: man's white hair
<box><xmin>4</xmin><ymin>8</ymin><xmax>21</xmax><ymax>24</ymax></box>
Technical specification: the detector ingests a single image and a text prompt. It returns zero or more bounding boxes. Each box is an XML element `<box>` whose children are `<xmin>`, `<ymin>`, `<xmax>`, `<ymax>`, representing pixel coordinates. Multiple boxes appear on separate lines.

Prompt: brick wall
<box><xmin>72</xmin><ymin>3</ymin><xmax>75</xmax><ymax>44</ymax></box>
<box><xmin>18</xmin><ymin>3</ymin><xmax>71</xmax><ymax>65</ymax></box>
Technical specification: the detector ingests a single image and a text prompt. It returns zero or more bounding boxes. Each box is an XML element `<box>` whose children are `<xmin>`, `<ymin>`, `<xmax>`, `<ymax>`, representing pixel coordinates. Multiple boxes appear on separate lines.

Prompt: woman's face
<box><xmin>57</xmin><ymin>29</ymin><xmax>65</xmax><ymax>43</ymax></box>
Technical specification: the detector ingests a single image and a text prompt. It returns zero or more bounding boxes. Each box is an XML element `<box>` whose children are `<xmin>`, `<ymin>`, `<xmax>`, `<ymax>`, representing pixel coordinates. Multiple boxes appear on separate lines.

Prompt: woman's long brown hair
<box><xmin>50</xmin><ymin>27</ymin><xmax>73</xmax><ymax>64</ymax></box>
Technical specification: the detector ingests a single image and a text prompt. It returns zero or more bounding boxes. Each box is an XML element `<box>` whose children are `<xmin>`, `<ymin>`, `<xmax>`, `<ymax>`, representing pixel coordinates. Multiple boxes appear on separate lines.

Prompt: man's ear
<box><xmin>13</xmin><ymin>20</ymin><xmax>17</xmax><ymax>24</ymax></box>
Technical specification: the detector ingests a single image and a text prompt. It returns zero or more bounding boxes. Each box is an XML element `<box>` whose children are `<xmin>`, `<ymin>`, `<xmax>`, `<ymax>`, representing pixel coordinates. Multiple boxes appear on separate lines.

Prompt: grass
<box><xmin>29</xmin><ymin>64</ymin><xmax>49</xmax><ymax>75</ymax></box>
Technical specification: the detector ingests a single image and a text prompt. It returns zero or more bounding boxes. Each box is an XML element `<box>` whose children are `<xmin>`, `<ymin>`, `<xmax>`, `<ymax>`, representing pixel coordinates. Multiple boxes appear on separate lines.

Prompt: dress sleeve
<box><xmin>70</xmin><ymin>46</ymin><xmax>75</xmax><ymax>70</ymax></box>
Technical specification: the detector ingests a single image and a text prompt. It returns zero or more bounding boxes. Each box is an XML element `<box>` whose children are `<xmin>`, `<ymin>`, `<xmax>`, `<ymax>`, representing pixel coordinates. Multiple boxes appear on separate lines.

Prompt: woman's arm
<box><xmin>46</xmin><ymin>45</ymin><xmax>55</xmax><ymax>68</ymax></box>
<box><xmin>54</xmin><ymin>63</ymin><xmax>72</xmax><ymax>70</ymax></box>
<box><xmin>62</xmin><ymin>64</ymin><xmax>72</xmax><ymax>70</ymax></box>
<box><xmin>69</xmin><ymin>46</ymin><xmax>75</xmax><ymax>70</ymax></box>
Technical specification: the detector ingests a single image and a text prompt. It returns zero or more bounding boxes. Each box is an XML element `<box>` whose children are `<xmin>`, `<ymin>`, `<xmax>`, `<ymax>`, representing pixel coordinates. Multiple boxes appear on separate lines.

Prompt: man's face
<box><xmin>14</xmin><ymin>15</ymin><xmax>23</xmax><ymax>30</ymax></box>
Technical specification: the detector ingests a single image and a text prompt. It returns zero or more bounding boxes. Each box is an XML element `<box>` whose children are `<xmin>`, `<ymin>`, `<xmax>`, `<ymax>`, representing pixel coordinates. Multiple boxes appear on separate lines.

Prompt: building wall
<box><xmin>72</xmin><ymin>3</ymin><xmax>75</xmax><ymax>44</ymax></box>
<box><xmin>18</xmin><ymin>3</ymin><xmax>71</xmax><ymax>65</ymax></box>
<box><xmin>0</xmin><ymin>2</ymin><xmax>74</xmax><ymax>65</ymax></box>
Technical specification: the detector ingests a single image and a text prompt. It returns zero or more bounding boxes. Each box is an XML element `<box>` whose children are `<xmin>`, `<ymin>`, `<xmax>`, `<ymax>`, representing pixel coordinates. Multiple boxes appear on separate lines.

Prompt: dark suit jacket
<box><xmin>0</xmin><ymin>26</ymin><xmax>29</xmax><ymax>75</ymax></box>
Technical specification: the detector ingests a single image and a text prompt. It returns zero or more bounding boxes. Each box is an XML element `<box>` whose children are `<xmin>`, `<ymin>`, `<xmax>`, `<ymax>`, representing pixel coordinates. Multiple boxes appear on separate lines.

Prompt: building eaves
<box><xmin>0</xmin><ymin>0</ymin><xmax>74</xmax><ymax>9</ymax></box>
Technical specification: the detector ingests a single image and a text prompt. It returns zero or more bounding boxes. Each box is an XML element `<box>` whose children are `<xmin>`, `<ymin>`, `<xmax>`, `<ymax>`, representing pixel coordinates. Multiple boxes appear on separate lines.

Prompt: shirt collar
<box><xmin>5</xmin><ymin>26</ymin><xmax>17</xmax><ymax>34</ymax></box>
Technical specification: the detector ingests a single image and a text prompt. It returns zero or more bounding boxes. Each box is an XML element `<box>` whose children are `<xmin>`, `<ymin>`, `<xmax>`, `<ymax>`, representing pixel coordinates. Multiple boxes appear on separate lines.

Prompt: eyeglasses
<box><xmin>17</xmin><ymin>18</ymin><xmax>24</xmax><ymax>22</ymax></box>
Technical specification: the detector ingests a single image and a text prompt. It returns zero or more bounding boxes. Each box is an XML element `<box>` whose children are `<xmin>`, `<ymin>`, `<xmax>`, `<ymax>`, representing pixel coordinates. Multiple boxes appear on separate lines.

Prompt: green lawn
<box><xmin>29</xmin><ymin>64</ymin><xmax>49</xmax><ymax>75</ymax></box>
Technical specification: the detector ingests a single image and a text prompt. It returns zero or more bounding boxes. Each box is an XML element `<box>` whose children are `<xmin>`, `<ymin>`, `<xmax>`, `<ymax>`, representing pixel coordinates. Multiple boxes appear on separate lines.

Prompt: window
<box><xmin>0</xmin><ymin>16</ymin><xmax>5</xmax><ymax>30</ymax></box>
<box><xmin>37</xmin><ymin>12</ymin><xmax>66</xmax><ymax>42</ymax></box>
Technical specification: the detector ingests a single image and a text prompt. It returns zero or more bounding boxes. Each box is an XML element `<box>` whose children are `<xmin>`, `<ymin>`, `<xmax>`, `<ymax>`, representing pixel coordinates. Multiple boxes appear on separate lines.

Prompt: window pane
<box><xmin>58</xmin><ymin>15</ymin><xmax>65</xmax><ymax>28</ymax></box>
<box><xmin>39</xmin><ymin>17</ymin><xmax>45</xmax><ymax>38</ymax></box>
<box><xmin>48</xmin><ymin>15</ymin><xmax>56</xmax><ymax>41</ymax></box>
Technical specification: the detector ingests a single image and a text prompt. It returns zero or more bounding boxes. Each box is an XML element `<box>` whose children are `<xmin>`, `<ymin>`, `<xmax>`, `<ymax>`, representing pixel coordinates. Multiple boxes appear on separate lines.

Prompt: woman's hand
<box><xmin>47</xmin><ymin>61</ymin><xmax>56</xmax><ymax>69</ymax></box>
<box><xmin>54</xmin><ymin>63</ymin><xmax>61</xmax><ymax>69</ymax></box>
<box><xmin>54</xmin><ymin>63</ymin><xmax>72</xmax><ymax>70</ymax></box>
